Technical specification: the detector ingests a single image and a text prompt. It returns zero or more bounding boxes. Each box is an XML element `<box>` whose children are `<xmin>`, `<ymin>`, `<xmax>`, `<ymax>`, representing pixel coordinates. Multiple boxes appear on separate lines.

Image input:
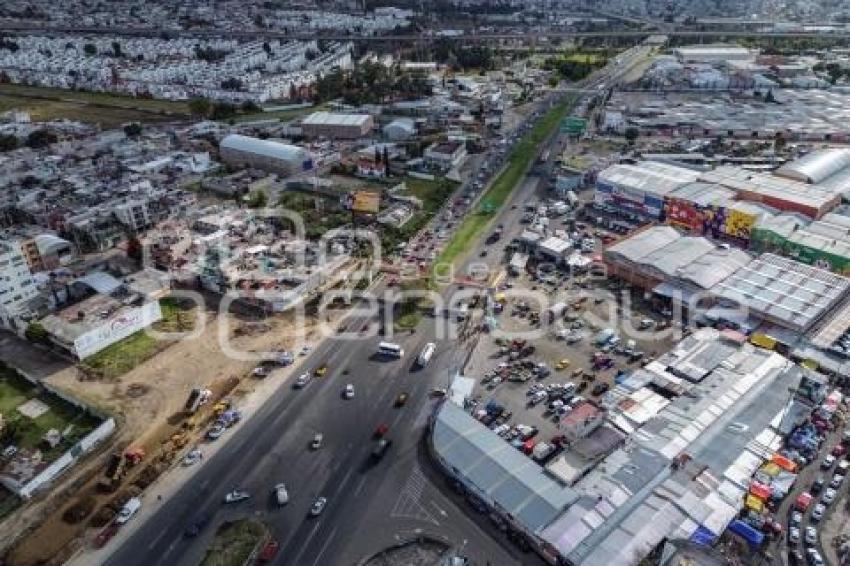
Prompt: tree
<box><xmin>289</xmin><ymin>83</ymin><xmax>297</xmax><ymax>101</ymax></box>
<box><xmin>188</xmin><ymin>97</ymin><xmax>212</xmax><ymax>118</ymax></box>
<box><xmin>26</xmin><ymin>129</ymin><xmax>57</xmax><ymax>149</ymax></box>
<box><xmin>383</xmin><ymin>147</ymin><xmax>390</xmax><ymax>175</ymax></box>
<box><xmin>220</xmin><ymin>77</ymin><xmax>243</xmax><ymax>91</ymax></box>
<box><xmin>111</xmin><ymin>41</ymin><xmax>122</xmax><ymax>57</ymax></box>
<box><xmin>123</xmin><ymin>122</ymin><xmax>142</xmax><ymax>137</ymax></box>
<box><xmin>126</xmin><ymin>235</ymin><xmax>143</xmax><ymax>262</ymax></box>
<box><xmin>83</xmin><ymin>43</ymin><xmax>97</xmax><ymax>56</ymax></box>
<box><xmin>241</xmin><ymin>100</ymin><xmax>260</xmax><ymax>113</ymax></box>
<box><xmin>25</xmin><ymin>322</ymin><xmax>49</xmax><ymax>344</ymax></box>
<box><xmin>247</xmin><ymin>190</ymin><xmax>268</xmax><ymax>208</ymax></box>
<box><xmin>210</xmin><ymin>102</ymin><xmax>237</xmax><ymax>120</ymax></box>
<box><xmin>774</xmin><ymin>132</ymin><xmax>787</xmax><ymax>152</ymax></box>
<box><xmin>624</xmin><ymin>127</ymin><xmax>639</xmax><ymax>145</ymax></box>
<box><xmin>764</xmin><ymin>89</ymin><xmax>777</xmax><ymax>103</ymax></box>
<box><xmin>0</xmin><ymin>134</ymin><xmax>18</xmax><ymax>152</ymax></box>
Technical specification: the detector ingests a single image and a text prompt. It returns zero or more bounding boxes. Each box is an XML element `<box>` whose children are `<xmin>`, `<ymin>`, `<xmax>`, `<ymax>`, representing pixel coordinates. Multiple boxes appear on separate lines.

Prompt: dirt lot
<box><xmin>0</xmin><ymin>301</ymin><xmax>337</xmax><ymax>566</ymax></box>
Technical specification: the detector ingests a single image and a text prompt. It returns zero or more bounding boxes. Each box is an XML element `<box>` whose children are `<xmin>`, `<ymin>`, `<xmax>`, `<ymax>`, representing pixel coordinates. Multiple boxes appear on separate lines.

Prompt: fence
<box><xmin>14</xmin><ymin>418</ymin><xmax>116</xmax><ymax>499</ymax></box>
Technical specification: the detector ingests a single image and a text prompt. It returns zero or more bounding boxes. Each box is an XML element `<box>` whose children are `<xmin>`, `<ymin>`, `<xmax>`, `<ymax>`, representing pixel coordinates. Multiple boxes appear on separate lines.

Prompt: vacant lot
<box><xmin>200</xmin><ymin>519</ymin><xmax>267</xmax><ymax>566</ymax></box>
<box><xmin>0</xmin><ymin>363</ymin><xmax>100</xmax><ymax>459</ymax></box>
<box><xmin>0</xmin><ymin>84</ymin><xmax>190</xmax><ymax>127</ymax></box>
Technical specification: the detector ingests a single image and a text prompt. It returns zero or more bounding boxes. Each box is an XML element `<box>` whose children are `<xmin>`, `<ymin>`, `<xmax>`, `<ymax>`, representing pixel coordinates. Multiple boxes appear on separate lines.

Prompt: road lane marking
<box><xmin>290</xmin><ymin>522</ymin><xmax>321</xmax><ymax>566</ymax></box>
<box><xmin>310</xmin><ymin>526</ymin><xmax>338</xmax><ymax>566</ymax></box>
<box><xmin>354</xmin><ymin>475</ymin><xmax>368</xmax><ymax>497</ymax></box>
<box><xmin>148</xmin><ymin>526</ymin><xmax>170</xmax><ymax>549</ymax></box>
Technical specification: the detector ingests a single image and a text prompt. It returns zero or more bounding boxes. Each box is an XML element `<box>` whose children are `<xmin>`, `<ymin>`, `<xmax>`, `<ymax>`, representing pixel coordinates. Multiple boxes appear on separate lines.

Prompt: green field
<box><xmin>79</xmin><ymin>330</ymin><xmax>161</xmax><ymax>380</ymax></box>
<box><xmin>433</xmin><ymin>97</ymin><xmax>576</xmax><ymax>280</ymax></box>
<box><xmin>0</xmin><ymin>363</ymin><xmax>100</xmax><ymax>460</ymax></box>
<box><xmin>233</xmin><ymin>103</ymin><xmax>324</xmax><ymax>124</ymax></box>
<box><xmin>399</xmin><ymin>177</ymin><xmax>459</xmax><ymax>215</ymax></box>
<box><xmin>200</xmin><ymin>520</ymin><xmax>267</xmax><ymax>566</ymax></box>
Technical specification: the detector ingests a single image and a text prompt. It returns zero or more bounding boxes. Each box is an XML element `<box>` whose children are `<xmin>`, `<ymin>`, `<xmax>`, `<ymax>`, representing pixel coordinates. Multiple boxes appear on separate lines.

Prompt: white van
<box><xmin>116</xmin><ymin>497</ymin><xmax>142</xmax><ymax>524</ymax></box>
<box><xmin>418</xmin><ymin>343</ymin><xmax>436</xmax><ymax>367</ymax></box>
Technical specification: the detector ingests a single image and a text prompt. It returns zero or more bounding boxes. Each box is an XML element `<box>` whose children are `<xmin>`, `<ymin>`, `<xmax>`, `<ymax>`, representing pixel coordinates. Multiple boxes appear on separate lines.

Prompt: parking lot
<box><xmin>459</xmin><ymin>192</ymin><xmax>678</xmax><ymax>469</ymax></box>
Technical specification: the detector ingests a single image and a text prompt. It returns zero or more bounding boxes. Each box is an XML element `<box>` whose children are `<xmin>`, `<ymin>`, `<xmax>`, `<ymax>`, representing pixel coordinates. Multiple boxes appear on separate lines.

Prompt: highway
<box><xmin>105</xmin><ymin>179</ymin><xmax>547</xmax><ymax>566</ymax></box>
<box><xmin>103</xmin><ymin>49</ymin><xmax>645</xmax><ymax>566</ymax></box>
<box><xmin>3</xmin><ymin>22</ymin><xmax>850</xmax><ymax>41</ymax></box>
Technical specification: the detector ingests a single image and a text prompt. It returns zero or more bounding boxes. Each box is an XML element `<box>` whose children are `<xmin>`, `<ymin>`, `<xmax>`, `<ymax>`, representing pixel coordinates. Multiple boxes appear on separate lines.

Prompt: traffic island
<box><xmin>199</xmin><ymin>519</ymin><xmax>267</xmax><ymax>566</ymax></box>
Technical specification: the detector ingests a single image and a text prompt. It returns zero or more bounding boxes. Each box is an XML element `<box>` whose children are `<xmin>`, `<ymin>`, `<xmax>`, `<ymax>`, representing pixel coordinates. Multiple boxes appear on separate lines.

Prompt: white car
<box><xmin>812</xmin><ymin>503</ymin><xmax>826</xmax><ymax>521</ymax></box>
<box><xmin>823</xmin><ymin>487</ymin><xmax>837</xmax><ymax>505</ymax></box>
<box><xmin>206</xmin><ymin>424</ymin><xmax>225</xmax><ymax>440</ymax></box>
<box><xmin>116</xmin><ymin>497</ymin><xmax>142</xmax><ymax>524</ymax></box>
<box><xmin>274</xmin><ymin>483</ymin><xmax>289</xmax><ymax>506</ymax></box>
<box><xmin>807</xmin><ymin>548</ymin><xmax>825</xmax><ymax>566</ymax></box>
<box><xmin>182</xmin><ymin>449</ymin><xmax>203</xmax><ymax>467</ymax></box>
<box><xmin>790</xmin><ymin>510</ymin><xmax>803</xmax><ymax>526</ymax></box>
<box><xmin>223</xmin><ymin>489</ymin><xmax>251</xmax><ymax>504</ymax></box>
<box><xmin>310</xmin><ymin>496</ymin><xmax>327</xmax><ymax>516</ymax></box>
<box><xmin>788</xmin><ymin>526</ymin><xmax>800</xmax><ymax>544</ymax></box>
<box><xmin>294</xmin><ymin>373</ymin><xmax>311</xmax><ymax>388</ymax></box>
<box><xmin>310</xmin><ymin>433</ymin><xmax>323</xmax><ymax>450</ymax></box>
<box><xmin>805</xmin><ymin>526</ymin><xmax>818</xmax><ymax>545</ymax></box>
<box><xmin>343</xmin><ymin>384</ymin><xmax>354</xmax><ymax>399</ymax></box>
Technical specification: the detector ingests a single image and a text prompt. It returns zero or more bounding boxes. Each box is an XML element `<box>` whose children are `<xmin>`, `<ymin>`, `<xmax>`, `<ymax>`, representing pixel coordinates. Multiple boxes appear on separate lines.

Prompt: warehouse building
<box><xmin>382</xmin><ymin>117</ymin><xmax>416</xmax><ymax>141</ymax></box>
<box><xmin>709</xmin><ymin>253</ymin><xmax>850</xmax><ymax>334</ymax></box>
<box><xmin>700</xmin><ymin>166</ymin><xmax>840</xmax><ymax>219</ymax></box>
<box><xmin>673</xmin><ymin>44</ymin><xmax>755</xmax><ymax>64</ymax></box>
<box><xmin>751</xmin><ymin>212</ymin><xmax>850</xmax><ymax>275</ymax></box>
<box><xmin>604</xmin><ymin>226</ymin><xmax>751</xmax><ymax>298</ymax></box>
<box><xmin>553</xmin><ymin>341</ymin><xmax>795</xmax><ymax>565</ymax></box>
<box><xmin>595</xmin><ymin>162</ymin><xmax>701</xmax><ymax>221</ymax></box>
<box><xmin>219</xmin><ymin>134</ymin><xmax>313</xmax><ymax>175</ymax></box>
<box><xmin>301</xmin><ymin>111</ymin><xmax>374</xmax><ymax>139</ymax></box>
<box><xmin>430</xmin><ymin>401</ymin><xmax>580</xmax><ymax>565</ymax></box>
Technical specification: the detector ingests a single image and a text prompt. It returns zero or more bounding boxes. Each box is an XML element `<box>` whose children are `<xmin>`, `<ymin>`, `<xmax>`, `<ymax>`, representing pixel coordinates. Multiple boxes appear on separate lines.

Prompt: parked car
<box><xmin>310</xmin><ymin>433</ymin><xmax>323</xmax><ymax>450</ymax></box>
<box><xmin>805</xmin><ymin>526</ymin><xmax>818</xmax><ymax>545</ymax></box>
<box><xmin>821</xmin><ymin>454</ymin><xmax>836</xmax><ymax>469</ymax></box>
<box><xmin>788</xmin><ymin>526</ymin><xmax>800</xmax><ymax>544</ymax></box>
<box><xmin>811</xmin><ymin>503</ymin><xmax>825</xmax><ymax>522</ymax></box>
<box><xmin>822</xmin><ymin>487</ymin><xmax>837</xmax><ymax>505</ymax></box>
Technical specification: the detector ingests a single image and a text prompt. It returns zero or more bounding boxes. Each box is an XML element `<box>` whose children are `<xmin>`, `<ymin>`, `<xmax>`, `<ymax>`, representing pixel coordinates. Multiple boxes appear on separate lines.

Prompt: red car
<box><xmin>374</xmin><ymin>424</ymin><xmax>389</xmax><ymax>438</ymax></box>
<box><xmin>257</xmin><ymin>539</ymin><xmax>279</xmax><ymax>563</ymax></box>
<box><xmin>832</xmin><ymin>445</ymin><xmax>847</xmax><ymax>457</ymax></box>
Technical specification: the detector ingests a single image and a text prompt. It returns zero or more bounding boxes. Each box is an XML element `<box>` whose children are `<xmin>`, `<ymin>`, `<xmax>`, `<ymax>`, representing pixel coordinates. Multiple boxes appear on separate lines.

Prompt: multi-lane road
<box><xmin>104</xmin><ymin>51</ymin><xmax>647</xmax><ymax>566</ymax></box>
<box><xmin>105</xmin><ymin>177</ymin><xmax>548</xmax><ymax>566</ymax></box>
<box><xmin>3</xmin><ymin>22</ymin><xmax>850</xmax><ymax>41</ymax></box>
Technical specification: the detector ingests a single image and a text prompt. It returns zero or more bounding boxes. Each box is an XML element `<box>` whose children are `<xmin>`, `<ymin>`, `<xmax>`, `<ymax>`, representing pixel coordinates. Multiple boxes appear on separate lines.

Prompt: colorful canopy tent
<box><xmin>795</xmin><ymin>492</ymin><xmax>813</xmax><ymax>510</ymax></box>
<box><xmin>771</xmin><ymin>453</ymin><xmax>798</xmax><ymax>473</ymax></box>
<box><xmin>745</xmin><ymin>494</ymin><xmax>765</xmax><ymax>512</ymax></box>
<box><xmin>728</xmin><ymin>519</ymin><xmax>765</xmax><ymax>549</ymax></box>
<box><xmin>749</xmin><ymin>482</ymin><xmax>772</xmax><ymax>500</ymax></box>
<box><xmin>689</xmin><ymin>525</ymin><xmax>718</xmax><ymax>546</ymax></box>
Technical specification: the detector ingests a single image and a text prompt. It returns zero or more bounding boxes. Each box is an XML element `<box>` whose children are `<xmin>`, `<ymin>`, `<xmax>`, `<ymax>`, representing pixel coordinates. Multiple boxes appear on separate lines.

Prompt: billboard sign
<box><xmin>74</xmin><ymin>301</ymin><xmax>163</xmax><ymax>359</ymax></box>
<box><xmin>351</xmin><ymin>191</ymin><xmax>380</xmax><ymax>214</ymax></box>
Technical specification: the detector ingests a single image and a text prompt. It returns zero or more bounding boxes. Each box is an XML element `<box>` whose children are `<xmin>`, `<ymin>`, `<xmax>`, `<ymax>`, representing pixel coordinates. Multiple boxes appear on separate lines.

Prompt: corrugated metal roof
<box><xmin>432</xmin><ymin>402</ymin><xmax>579</xmax><ymax>533</ymax></box>
<box><xmin>598</xmin><ymin>162</ymin><xmax>700</xmax><ymax>198</ymax></box>
<box><xmin>220</xmin><ymin>134</ymin><xmax>309</xmax><ymax>163</ymax></box>
<box><xmin>776</xmin><ymin>148</ymin><xmax>850</xmax><ymax>184</ymax></box>
<box><xmin>302</xmin><ymin>111</ymin><xmax>371</xmax><ymax>127</ymax></box>
<box><xmin>711</xmin><ymin>253</ymin><xmax>850</xmax><ymax>332</ymax></box>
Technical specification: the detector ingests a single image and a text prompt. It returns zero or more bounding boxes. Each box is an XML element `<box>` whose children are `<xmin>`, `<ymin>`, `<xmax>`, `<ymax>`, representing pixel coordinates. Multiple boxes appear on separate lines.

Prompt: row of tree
<box><xmin>314</xmin><ymin>62</ymin><xmax>432</xmax><ymax>105</ymax></box>
<box><xmin>187</xmin><ymin>98</ymin><xmax>260</xmax><ymax>119</ymax></box>
<box><xmin>0</xmin><ymin>129</ymin><xmax>59</xmax><ymax>152</ymax></box>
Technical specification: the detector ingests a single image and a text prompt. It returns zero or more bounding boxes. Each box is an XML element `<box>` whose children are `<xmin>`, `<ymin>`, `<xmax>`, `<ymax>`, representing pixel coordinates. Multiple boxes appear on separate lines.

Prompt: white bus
<box><xmin>417</xmin><ymin>342</ymin><xmax>436</xmax><ymax>367</ymax></box>
<box><xmin>377</xmin><ymin>342</ymin><xmax>404</xmax><ymax>358</ymax></box>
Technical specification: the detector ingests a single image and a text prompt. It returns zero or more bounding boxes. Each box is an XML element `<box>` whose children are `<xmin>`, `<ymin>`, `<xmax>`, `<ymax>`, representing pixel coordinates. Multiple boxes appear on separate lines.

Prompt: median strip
<box><xmin>432</xmin><ymin>95</ymin><xmax>577</xmax><ymax>282</ymax></box>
